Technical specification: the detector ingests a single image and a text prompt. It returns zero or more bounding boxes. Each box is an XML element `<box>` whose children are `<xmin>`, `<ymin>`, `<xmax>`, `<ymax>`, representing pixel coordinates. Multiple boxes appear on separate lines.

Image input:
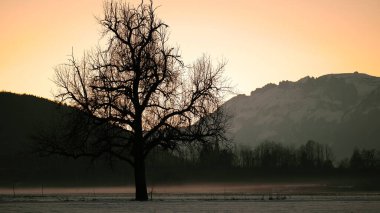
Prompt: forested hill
<box><xmin>224</xmin><ymin>72</ymin><xmax>380</xmax><ymax>159</ymax></box>
<box><xmin>0</xmin><ymin>92</ymin><xmax>62</xmax><ymax>156</ymax></box>
<box><xmin>0</xmin><ymin>92</ymin><xmax>131</xmax><ymax>186</ymax></box>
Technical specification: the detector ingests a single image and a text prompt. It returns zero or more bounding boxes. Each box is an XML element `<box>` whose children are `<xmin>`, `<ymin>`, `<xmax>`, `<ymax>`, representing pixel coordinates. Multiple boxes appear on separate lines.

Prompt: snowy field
<box><xmin>1</xmin><ymin>185</ymin><xmax>380</xmax><ymax>212</ymax></box>
<box><xmin>1</xmin><ymin>193</ymin><xmax>380</xmax><ymax>212</ymax></box>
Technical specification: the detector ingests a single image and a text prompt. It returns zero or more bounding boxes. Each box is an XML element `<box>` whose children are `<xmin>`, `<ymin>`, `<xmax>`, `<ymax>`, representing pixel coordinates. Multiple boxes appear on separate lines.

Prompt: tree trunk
<box><xmin>134</xmin><ymin>153</ymin><xmax>148</xmax><ymax>201</ymax></box>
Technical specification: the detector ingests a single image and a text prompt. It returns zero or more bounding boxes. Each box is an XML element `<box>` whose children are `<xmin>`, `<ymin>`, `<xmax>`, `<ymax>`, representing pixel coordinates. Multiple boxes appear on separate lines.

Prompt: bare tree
<box><xmin>39</xmin><ymin>0</ymin><xmax>229</xmax><ymax>201</ymax></box>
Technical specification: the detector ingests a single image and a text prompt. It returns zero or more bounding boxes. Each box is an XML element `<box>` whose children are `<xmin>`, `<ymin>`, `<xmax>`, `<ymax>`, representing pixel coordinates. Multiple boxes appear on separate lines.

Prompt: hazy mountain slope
<box><xmin>224</xmin><ymin>72</ymin><xmax>380</xmax><ymax>159</ymax></box>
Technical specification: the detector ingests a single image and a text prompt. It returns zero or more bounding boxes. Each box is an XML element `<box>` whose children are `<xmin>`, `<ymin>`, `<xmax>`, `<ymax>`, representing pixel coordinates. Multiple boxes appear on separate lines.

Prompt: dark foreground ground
<box><xmin>1</xmin><ymin>196</ymin><xmax>380</xmax><ymax>213</ymax></box>
<box><xmin>1</xmin><ymin>184</ymin><xmax>380</xmax><ymax>212</ymax></box>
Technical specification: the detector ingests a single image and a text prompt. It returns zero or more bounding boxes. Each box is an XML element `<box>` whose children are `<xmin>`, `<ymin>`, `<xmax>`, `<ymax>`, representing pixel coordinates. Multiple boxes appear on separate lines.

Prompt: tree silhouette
<box><xmin>39</xmin><ymin>0</ymin><xmax>229</xmax><ymax>201</ymax></box>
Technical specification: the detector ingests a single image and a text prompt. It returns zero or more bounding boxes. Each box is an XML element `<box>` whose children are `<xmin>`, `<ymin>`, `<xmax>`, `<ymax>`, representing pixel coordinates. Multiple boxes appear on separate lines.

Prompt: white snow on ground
<box><xmin>1</xmin><ymin>194</ymin><xmax>380</xmax><ymax>213</ymax></box>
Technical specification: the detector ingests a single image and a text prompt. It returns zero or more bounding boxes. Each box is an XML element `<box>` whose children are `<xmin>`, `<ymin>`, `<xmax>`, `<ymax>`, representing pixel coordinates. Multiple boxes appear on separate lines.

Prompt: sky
<box><xmin>1</xmin><ymin>0</ymin><xmax>380</xmax><ymax>100</ymax></box>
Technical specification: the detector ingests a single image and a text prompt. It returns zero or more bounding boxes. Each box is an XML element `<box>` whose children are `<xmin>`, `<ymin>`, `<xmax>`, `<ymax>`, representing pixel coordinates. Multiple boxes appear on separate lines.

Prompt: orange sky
<box><xmin>1</xmin><ymin>0</ymin><xmax>380</xmax><ymax>100</ymax></box>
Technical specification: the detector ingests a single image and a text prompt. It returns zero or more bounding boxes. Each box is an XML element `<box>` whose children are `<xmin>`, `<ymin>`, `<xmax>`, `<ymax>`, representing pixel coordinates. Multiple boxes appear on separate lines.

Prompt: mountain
<box><xmin>1</xmin><ymin>72</ymin><xmax>380</xmax><ymax>186</ymax></box>
<box><xmin>224</xmin><ymin>72</ymin><xmax>380</xmax><ymax>159</ymax></box>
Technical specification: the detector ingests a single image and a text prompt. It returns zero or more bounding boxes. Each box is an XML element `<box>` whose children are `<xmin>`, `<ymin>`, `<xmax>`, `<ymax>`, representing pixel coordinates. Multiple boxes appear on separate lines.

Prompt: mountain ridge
<box><xmin>224</xmin><ymin>72</ymin><xmax>380</xmax><ymax>159</ymax></box>
<box><xmin>1</xmin><ymin>71</ymin><xmax>379</xmax><ymax>162</ymax></box>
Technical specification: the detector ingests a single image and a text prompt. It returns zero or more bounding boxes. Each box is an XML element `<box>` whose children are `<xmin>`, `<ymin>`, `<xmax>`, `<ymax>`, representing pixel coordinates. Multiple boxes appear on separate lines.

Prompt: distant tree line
<box><xmin>145</xmin><ymin>140</ymin><xmax>380</xmax><ymax>173</ymax></box>
<box><xmin>2</xmin><ymin>139</ymin><xmax>380</xmax><ymax>187</ymax></box>
<box><xmin>235</xmin><ymin>140</ymin><xmax>334</xmax><ymax>170</ymax></box>
<box><xmin>339</xmin><ymin>148</ymin><xmax>380</xmax><ymax>171</ymax></box>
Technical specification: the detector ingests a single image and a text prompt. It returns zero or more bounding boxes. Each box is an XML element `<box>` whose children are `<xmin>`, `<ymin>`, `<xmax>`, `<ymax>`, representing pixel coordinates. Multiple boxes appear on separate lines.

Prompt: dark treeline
<box><xmin>146</xmin><ymin>140</ymin><xmax>380</xmax><ymax>173</ymax></box>
<box><xmin>2</xmin><ymin>139</ymin><xmax>380</xmax><ymax>187</ymax></box>
<box><xmin>339</xmin><ymin>148</ymin><xmax>380</xmax><ymax>171</ymax></box>
<box><xmin>235</xmin><ymin>140</ymin><xmax>334</xmax><ymax>170</ymax></box>
<box><xmin>142</xmin><ymin>140</ymin><xmax>380</xmax><ymax>187</ymax></box>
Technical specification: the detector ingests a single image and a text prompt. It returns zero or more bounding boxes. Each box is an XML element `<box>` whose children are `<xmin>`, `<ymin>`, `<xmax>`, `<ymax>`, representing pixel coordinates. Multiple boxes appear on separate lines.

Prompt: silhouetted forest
<box><xmin>145</xmin><ymin>140</ymin><xmax>380</xmax><ymax>176</ymax></box>
<box><xmin>144</xmin><ymin>141</ymin><xmax>380</xmax><ymax>190</ymax></box>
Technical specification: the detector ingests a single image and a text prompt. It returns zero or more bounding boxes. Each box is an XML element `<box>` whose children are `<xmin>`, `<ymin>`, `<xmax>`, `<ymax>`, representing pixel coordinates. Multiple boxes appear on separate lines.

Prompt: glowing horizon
<box><xmin>1</xmin><ymin>0</ymin><xmax>380</xmax><ymax>100</ymax></box>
